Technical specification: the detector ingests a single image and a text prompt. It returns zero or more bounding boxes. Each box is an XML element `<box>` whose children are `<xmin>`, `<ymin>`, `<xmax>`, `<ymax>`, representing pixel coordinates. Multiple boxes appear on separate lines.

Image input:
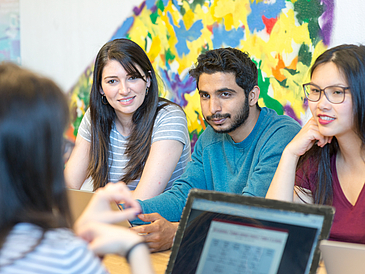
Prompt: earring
<box><xmin>146</xmin><ymin>87</ymin><xmax>149</xmax><ymax>95</ymax></box>
<box><xmin>101</xmin><ymin>95</ymin><xmax>108</xmax><ymax>105</ymax></box>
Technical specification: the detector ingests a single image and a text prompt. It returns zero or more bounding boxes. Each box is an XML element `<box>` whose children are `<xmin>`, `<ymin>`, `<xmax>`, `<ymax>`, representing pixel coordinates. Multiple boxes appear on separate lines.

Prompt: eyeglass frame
<box><xmin>302</xmin><ymin>83</ymin><xmax>350</xmax><ymax>104</ymax></box>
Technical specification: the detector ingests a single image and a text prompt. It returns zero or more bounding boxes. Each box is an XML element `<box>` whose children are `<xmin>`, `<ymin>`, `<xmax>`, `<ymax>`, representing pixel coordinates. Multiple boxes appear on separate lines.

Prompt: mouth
<box><xmin>318</xmin><ymin>114</ymin><xmax>335</xmax><ymax>124</ymax></box>
<box><xmin>206</xmin><ymin>114</ymin><xmax>230</xmax><ymax>125</ymax></box>
<box><xmin>118</xmin><ymin>96</ymin><xmax>135</xmax><ymax>104</ymax></box>
<box><xmin>210</xmin><ymin>118</ymin><xmax>227</xmax><ymax>125</ymax></box>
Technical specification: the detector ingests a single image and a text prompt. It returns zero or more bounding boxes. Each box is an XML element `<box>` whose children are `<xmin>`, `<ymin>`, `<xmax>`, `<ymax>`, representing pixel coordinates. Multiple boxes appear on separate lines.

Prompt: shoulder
<box><xmin>154</xmin><ymin>101</ymin><xmax>187</xmax><ymax>129</ymax></box>
<box><xmin>78</xmin><ymin>108</ymin><xmax>92</xmax><ymax>140</ymax></box>
<box><xmin>261</xmin><ymin>107</ymin><xmax>300</xmax><ymax>128</ymax></box>
<box><xmin>156</xmin><ymin>101</ymin><xmax>186</xmax><ymax>119</ymax></box>
<box><xmin>258</xmin><ymin>107</ymin><xmax>301</xmax><ymax>138</ymax></box>
<box><xmin>0</xmin><ymin>224</ymin><xmax>106</xmax><ymax>273</ymax></box>
<box><xmin>80</xmin><ymin>108</ymin><xmax>91</xmax><ymax>124</ymax></box>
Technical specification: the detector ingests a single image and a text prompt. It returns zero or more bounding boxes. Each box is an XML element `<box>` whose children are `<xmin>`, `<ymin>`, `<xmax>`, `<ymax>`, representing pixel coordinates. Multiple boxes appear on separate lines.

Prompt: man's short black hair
<box><xmin>189</xmin><ymin>47</ymin><xmax>258</xmax><ymax>99</ymax></box>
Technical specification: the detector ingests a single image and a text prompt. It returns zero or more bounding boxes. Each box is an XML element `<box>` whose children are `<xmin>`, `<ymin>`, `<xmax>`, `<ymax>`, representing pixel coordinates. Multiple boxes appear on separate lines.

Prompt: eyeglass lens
<box><xmin>304</xmin><ymin>84</ymin><xmax>345</xmax><ymax>104</ymax></box>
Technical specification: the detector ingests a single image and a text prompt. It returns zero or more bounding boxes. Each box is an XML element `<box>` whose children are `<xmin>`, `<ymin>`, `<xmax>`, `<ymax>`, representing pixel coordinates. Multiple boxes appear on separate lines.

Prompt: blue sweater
<box><xmin>134</xmin><ymin>107</ymin><xmax>301</xmax><ymax>223</ymax></box>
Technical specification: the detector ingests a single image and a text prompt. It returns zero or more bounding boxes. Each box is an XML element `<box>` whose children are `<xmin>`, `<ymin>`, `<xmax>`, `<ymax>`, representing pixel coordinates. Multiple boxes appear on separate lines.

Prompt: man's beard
<box><xmin>205</xmin><ymin>99</ymin><xmax>249</xmax><ymax>134</ymax></box>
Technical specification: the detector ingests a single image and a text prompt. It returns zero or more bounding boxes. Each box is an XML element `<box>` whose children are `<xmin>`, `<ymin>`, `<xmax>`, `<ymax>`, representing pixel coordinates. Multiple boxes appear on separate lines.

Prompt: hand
<box><xmin>130</xmin><ymin>213</ymin><xmax>179</xmax><ymax>253</ymax></box>
<box><xmin>285</xmin><ymin>117</ymin><xmax>332</xmax><ymax>158</ymax></box>
<box><xmin>74</xmin><ymin>182</ymin><xmax>141</xmax><ymax>233</ymax></box>
<box><xmin>76</xmin><ymin>221</ymin><xmax>145</xmax><ymax>257</ymax></box>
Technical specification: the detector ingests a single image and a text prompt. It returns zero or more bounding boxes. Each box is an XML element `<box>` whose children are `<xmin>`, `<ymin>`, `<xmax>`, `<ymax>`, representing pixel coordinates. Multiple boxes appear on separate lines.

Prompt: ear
<box><xmin>146</xmin><ymin>71</ymin><xmax>151</xmax><ymax>88</ymax></box>
<box><xmin>248</xmin><ymin>86</ymin><xmax>260</xmax><ymax>107</ymax></box>
<box><xmin>99</xmin><ymin>86</ymin><xmax>105</xmax><ymax>96</ymax></box>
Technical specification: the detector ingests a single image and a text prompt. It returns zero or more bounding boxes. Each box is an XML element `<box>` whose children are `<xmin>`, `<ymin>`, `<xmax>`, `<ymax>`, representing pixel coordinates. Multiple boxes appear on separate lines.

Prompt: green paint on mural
<box><xmin>256</xmin><ymin>60</ymin><xmax>283</xmax><ymax>115</ymax></box>
<box><xmin>294</xmin><ymin>0</ymin><xmax>324</xmax><ymax>46</ymax></box>
<box><xmin>277</xmin><ymin>78</ymin><xmax>288</xmax><ymax>88</ymax></box>
<box><xmin>200</xmin><ymin>43</ymin><xmax>210</xmax><ymax>55</ymax></box>
<box><xmin>177</xmin><ymin>0</ymin><xmax>207</xmax><ymax>15</ymax></box>
<box><xmin>150</xmin><ymin>12</ymin><xmax>158</xmax><ymax>24</ymax></box>
<box><xmin>157</xmin><ymin>0</ymin><xmax>165</xmax><ymax>12</ymax></box>
<box><xmin>285</xmin><ymin>68</ymin><xmax>299</xmax><ymax>76</ymax></box>
<box><xmin>165</xmin><ymin>48</ymin><xmax>175</xmax><ymax>64</ymax></box>
<box><xmin>298</xmin><ymin>43</ymin><xmax>312</xmax><ymax>67</ymax></box>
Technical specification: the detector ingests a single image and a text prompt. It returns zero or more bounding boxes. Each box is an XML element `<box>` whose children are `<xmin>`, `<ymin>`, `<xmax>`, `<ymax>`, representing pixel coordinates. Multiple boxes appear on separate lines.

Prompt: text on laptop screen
<box><xmin>171</xmin><ymin>198</ymin><xmax>325</xmax><ymax>274</ymax></box>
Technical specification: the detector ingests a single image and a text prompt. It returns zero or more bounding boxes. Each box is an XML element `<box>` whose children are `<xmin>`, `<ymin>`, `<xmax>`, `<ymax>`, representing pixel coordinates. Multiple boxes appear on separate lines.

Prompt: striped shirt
<box><xmin>78</xmin><ymin>103</ymin><xmax>191</xmax><ymax>191</ymax></box>
<box><xmin>0</xmin><ymin>223</ymin><xmax>108</xmax><ymax>274</ymax></box>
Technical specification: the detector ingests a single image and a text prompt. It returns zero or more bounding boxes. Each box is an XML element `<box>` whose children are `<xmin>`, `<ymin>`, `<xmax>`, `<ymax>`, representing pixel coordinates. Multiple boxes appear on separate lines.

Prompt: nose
<box><xmin>209</xmin><ymin>96</ymin><xmax>221</xmax><ymax>114</ymax></box>
<box><xmin>118</xmin><ymin>80</ymin><xmax>129</xmax><ymax>96</ymax></box>
<box><xmin>317</xmin><ymin>91</ymin><xmax>331</xmax><ymax>110</ymax></box>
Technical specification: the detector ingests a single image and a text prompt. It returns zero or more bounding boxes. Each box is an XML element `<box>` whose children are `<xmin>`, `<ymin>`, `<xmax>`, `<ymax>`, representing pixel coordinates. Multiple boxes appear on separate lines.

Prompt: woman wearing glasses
<box><xmin>266</xmin><ymin>44</ymin><xmax>365</xmax><ymax>244</ymax></box>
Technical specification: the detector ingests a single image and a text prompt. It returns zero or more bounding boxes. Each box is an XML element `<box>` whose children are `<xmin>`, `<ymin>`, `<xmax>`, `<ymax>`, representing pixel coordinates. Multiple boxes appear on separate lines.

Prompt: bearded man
<box><xmin>130</xmin><ymin>47</ymin><xmax>301</xmax><ymax>252</ymax></box>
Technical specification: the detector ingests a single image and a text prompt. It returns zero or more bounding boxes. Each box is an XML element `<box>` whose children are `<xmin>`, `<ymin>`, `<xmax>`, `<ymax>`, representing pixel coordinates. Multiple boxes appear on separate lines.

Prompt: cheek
<box><xmin>101</xmin><ymin>84</ymin><xmax>114</xmax><ymax>96</ymax></box>
<box><xmin>341</xmin><ymin>105</ymin><xmax>354</xmax><ymax>126</ymax></box>
<box><xmin>308</xmin><ymin>102</ymin><xmax>317</xmax><ymax>116</ymax></box>
<box><xmin>199</xmin><ymin>100</ymin><xmax>208</xmax><ymax>115</ymax></box>
<box><xmin>133</xmin><ymin>81</ymin><xmax>148</xmax><ymax>93</ymax></box>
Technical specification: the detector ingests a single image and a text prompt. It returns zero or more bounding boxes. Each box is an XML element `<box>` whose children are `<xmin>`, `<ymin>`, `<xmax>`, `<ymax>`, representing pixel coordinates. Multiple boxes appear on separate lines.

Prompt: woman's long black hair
<box><xmin>0</xmin><ymin>63</ymin><xmax>71</xmax><ymax>262</ymax></box>
<box><xmin>88</xmin><ymin>38</ymin><xmax>171</xmax><ymax>190</ymax></box>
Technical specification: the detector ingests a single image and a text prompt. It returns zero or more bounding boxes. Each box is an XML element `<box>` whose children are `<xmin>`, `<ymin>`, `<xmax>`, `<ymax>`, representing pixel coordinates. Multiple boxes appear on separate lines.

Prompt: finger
<box><xmin>130</xmin><ymin>223</ymin><xmax>156</xmax><ymax>234</ymax></box>
<box><xmin>102</xmin><ymin>182</ymin><xmax>137</xmax><ymax>204</ymax></box>
<box><xmin>140</xmin><ymin>231</ymin><xmax>159</xmax><ymax>243</ymax></box>
<box><xmin>76</xmin><ymin>222</ymin><xmax>100</xmax><ymax>241</ymax></box>
<box><xmin>107</xmin><ymin>183</ymin><xmax>141</xmax><ymax>210</ymax></box>
<box><xmin>137</xmin><ymin>213</ymin><xmax>162</xmax><ymax>222</ymax></box>
<box><xmin>89</xmin><ymin>183</ymin><xmax>141</xmax><ymax>213</ymax></box>
<box><xmin>97</xmin><ymin>208</ymin><xmax>141</xmax><ymax>224</ymax></box>
<box><xmin>316</xmin><ymin>135</ymin><xmax>331</xmax><ymax>147</ymax></box>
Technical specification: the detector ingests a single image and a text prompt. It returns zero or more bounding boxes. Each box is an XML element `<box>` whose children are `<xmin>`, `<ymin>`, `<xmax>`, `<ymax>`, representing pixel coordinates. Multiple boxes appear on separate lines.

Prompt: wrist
<box><xmin>125</xmin><ymin>241</ymin><xmax>148</xmax><ymax>262</ymax></box>
<box><xmin>282</xmin><ymin>146</ymin><xmax>301</xmax><ymax>162</ymax></box>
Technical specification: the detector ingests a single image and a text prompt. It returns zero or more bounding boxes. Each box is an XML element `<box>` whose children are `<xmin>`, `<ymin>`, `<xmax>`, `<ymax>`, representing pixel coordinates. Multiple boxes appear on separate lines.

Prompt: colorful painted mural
<box><xmin>67</xmin><ymin>0</ymin><xmax>334</xmax><ymax>151</ymax></box>
<box><xmin>0</xmin><ymin>0</ymin><xmax>20</xmax><ymax>64</ymax></box>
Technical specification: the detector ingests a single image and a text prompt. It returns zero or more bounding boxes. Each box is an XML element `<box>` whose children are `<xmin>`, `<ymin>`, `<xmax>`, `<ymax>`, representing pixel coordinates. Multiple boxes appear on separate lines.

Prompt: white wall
<box><xmin>331</xmin><ymin>0</ymin><xmax>365</xmax><ymax>47</ymax></box>
<box><xmin>20</xmin><ymin>0</ymin><xmax>143</xmax><ymax>92</ymax></box>
<box><xmin>20</xmin><ymin>0</ymin><xmax>365</xmax><ymax>92</ymax></box>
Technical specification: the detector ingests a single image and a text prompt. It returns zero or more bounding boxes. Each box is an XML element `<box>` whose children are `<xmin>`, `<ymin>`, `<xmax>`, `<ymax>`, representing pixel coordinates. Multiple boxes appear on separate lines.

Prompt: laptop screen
<box><xmin>166</xmin><ymin>190</ymin><xmax>334</xmax><ymax>274</ymax></box>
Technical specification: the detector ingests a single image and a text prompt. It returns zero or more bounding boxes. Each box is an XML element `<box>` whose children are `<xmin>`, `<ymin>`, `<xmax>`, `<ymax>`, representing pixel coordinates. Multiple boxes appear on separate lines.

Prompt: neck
<box><xmin>336</xmin><ymin>131</ymin><xmax>365</xmax><ymax>163</ymax></box>
<box><xmin>115</xmin><ymin>112</ymin><xmax>133</xmax><ymax>136</ymax></box>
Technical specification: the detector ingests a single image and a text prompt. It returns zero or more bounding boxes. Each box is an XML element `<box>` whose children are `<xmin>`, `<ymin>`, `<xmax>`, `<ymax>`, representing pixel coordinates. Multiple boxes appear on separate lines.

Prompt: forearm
<box><xmin>132</xmin><ymin>140</ymin><xmax>183</xmax><ymax>200</ymax></box>
<box><xmin>128</xmin><ymin>243</ymin><xmax>155</xmax><ymax>274</ymax></box>
<box><xmin>266</xmin><ymin>148</ymin><xmax>300</xmax><ymax>201</ymax></box>
<box><xmin>64</xmin><ymin>135</ymin><xmax>90</xmax><ymax>189</ymax></box>
<box><xmin>64</xmin><ymin>166</ymin><xmax>85</xmax><ymax>189</ymax></box>
<box><xmin>136</xmin><ymin>193</ymin><xmax>185</xmax><ymax>223</ymax></box>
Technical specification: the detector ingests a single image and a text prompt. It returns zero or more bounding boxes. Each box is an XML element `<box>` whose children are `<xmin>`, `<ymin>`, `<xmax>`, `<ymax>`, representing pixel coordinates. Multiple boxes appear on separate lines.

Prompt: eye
<box><xmin>128</xmin><ymin>76</ymin><xmax>138</xmax><ymax>80</ymax></box>
<box><xmin>332</xmin><ymin>89</ymin><xmax>344</xmax><ymax>95</ymax></box>
<box><xmin>107</xmin><ymin>79</ymin><xmax>117</xmax><ymax>84</ymax></box>
<box><xmin>310</xmin><ymin>87</ymin><xmax>320</xmax><ymax>93</ymax></box>
<box><xmin>200</xmin><ymin>93</ymin><xmax>210</xmax><ymax>99</ymax></box>
<box><xmin>221</xmin><ymin>92</ymin><xmax>231</xmax><ymax>97</ymax></box>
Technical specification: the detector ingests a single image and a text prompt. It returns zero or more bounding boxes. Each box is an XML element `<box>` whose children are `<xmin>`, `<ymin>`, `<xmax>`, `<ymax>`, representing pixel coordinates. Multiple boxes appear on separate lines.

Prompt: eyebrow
<box><xmin>309</xmin><ymin>82</ymin><xmax>348</xmax><ymax>87</ymax></box>
<box><xmin>198</xmin><ymin>88</ymin><xmax>237</xmax><ymax>95</ymax></box>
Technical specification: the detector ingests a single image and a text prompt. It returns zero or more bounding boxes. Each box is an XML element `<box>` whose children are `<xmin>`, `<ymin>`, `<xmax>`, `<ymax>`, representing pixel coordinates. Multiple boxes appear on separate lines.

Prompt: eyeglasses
<box><xmin>303</xmin><ymin>83</ymin><xmax>350</xmax><ymax>104</ymax></box>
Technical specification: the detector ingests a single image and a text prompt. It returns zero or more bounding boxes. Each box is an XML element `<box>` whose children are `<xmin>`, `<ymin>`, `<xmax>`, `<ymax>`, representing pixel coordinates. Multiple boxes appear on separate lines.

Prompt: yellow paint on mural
<box><xmin>68</xmin><ymin>0</ymin><xmax>331</xmax><ymax>144</ymax></box>
<box><xmin>147</xmin><ymin>36</ymin><xmax>161</xmax><ymax>63</ymax></box>
<box><xmin>184</xmin><ymin>89</ymin><xmax>203</xmax><ymax>133</ymax></box>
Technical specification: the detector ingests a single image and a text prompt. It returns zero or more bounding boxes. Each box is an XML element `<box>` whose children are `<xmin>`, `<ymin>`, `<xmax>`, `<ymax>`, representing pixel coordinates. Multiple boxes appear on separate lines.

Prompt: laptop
<box><xmin>66</xmin><ymin>188</ymin><xmax>131</xmax><ymax>227</ymax></box>
<box><xmin>165</xmin><ymin>189</ymin><xmax>335</xmax><ymax>274</ymax></box>
<box><xmin>320</xmin><ymin>240</ymin><xmax>365</xmax><ymax>274</ymax></box>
